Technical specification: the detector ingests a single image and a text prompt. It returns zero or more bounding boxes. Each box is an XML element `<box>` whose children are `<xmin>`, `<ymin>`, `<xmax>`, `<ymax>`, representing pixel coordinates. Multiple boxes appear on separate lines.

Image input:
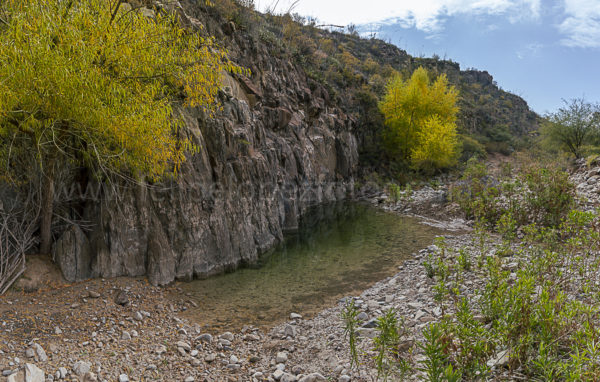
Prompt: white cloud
<box><xmin>558</xmin><ymin>0</ymin><xmax>600</xmax><ymax>48</ymax></box>
<box><xmin>257</xmin><ymin>0</ymin><xmax>541</xmax><ymax>31</ymax></box>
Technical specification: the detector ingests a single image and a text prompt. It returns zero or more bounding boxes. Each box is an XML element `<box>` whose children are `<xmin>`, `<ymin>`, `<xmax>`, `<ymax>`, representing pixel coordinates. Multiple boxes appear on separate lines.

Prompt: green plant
<box><xmin>373</xmin><ymin>309</ymin><xmax>406</xmax><ymax>381</ymax></box>
<box><xmin>341</xmin><ymin>299</ymin><xmax>360</xmax><ymax>369</ymax></box>
<box><xmin>387</xmin><ymin>183</ymin><xmax>402</xmax><ymax>203</ymax></box>
<box><xmin>418</xmin><ymin>322</ymin><xmax>455</xmax><ymax>382</ymax></box>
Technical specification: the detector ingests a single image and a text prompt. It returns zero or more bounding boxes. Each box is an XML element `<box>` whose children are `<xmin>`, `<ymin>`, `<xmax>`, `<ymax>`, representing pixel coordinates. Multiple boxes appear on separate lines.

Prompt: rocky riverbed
<box><xmin>2</xmin><ymin>162</ymin><xmax>598</xmax><ymax>382</ymax></box>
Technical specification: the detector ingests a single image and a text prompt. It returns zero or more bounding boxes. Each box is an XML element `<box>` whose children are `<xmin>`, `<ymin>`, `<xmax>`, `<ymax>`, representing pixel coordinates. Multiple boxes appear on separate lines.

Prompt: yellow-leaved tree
<box><xmin>380</xmin><ymin>67</ymin><xmax>459</xmax><ymax>172</ymax></box>
<box><xmin>0</xmin><ymin>0</ymin><xmax>241</xmax><ymax>254</ymax></box>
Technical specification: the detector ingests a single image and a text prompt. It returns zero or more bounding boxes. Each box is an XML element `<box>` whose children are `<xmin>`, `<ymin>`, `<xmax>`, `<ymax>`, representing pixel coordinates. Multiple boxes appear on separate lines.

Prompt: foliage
<box><xmin>373</xmin><ymin>309</ymin><xmax>406</xmax><ymax>381</ymax></box>
<box><xmin>380</xmin><ymin>67</ymin><xmax>460</xmax><ymax>171</ymax></box>
<box><xmin>451</xmin><ymin>159</ymin><xmax>576</xmax><ymax>229</ymax></box>
<box><xmin>0</xmin><ymin>0</ymin><xmax>240</xmax><ymax>251</ymax></box>
<box><xmin>341</xmin><ymin>299</ymin><xmax>360</xmax><ymax>370</ymax></box>
<box><xmin>541</xmin><ymin>98</ymin><xmax>600</xmax><ymax>158</ymax></box>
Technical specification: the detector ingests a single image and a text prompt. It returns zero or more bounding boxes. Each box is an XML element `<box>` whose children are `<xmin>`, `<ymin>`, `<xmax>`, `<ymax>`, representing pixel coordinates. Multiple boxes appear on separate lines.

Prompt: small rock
<box><xmin>32</xmin><ymin>343</ymin><xmax>47</xmax><ymax>362</ymax></box>
<box><xmin>204</xmin><ymin>353</ymin><xmax>216</xmax><ymax>363</ymax></box>
<box><xmin>113</xmin><ymin>290</ymin><xmax>129</xmax><ymax>306</ymax></box>
<box><xmin>190</xmin><ymin>349</ymin><xmax>199</xmax><ymax>357</ymax></box>
<box><xmin>118</xmin><ymin>374</ymin><xmax>129</xmax><ymax>382</ymax></box>
<box><xmin>73</xmin><ymin>361</ymin><xmax>91</xmax><ymax>377</ymax></box>
<box><xmin>230</xmin><ymin>355</ymin><xmax>239</xmax><ymax>364</ymax></box>
<box><xmin>273</xmin><ymin>369</ymin><xmax>285</xmax><ymax>380</ymax></box>
<box><xmin>176</xmin><ymin>341</ymin><xmax>191</xmax><ymax>352</ymax></box>
<box><xmin>88</xmin><ymin>291</ymin><xmax>101</xmax><ymax>299</ymax></box>
<box><xmin>284</xmin><ymin>324</ymin><xmax>296</xmax><ymax>338</ymax></box>
<box><xmin>58</xmin><ymin>367</ymin><xmax>68</xmax><ymax>379</ymax></box>
<box><xmin>54</xmin><ymin>327</ymin><xmax>62</xmax><ymax>335</ymax></box>
<box><xmin>196</xmin><ymin>333</ymin><xmax>213</xmax><ymax>343</ymax></box>
<box><xmin>356</xmin><ymin>312</ymin><xmax>368</xmax><ymax>321</ymax></box>
<box><xmin>276</xmin><ymin>352</ymin><xmax>288</xmax><ymax>364</ymax></box>
<box><xmin>184</xmin><ymin>377</ymin><xmax>194</xmax><ymax>382</ymax></box>
<box><xmin>154</xmin><ymin>344</ymin><xmax>167</xmax><ymax>354</ymax></box>
<box><xmin>299</xmin><ymin>373</ymin><xmax>327</xmax><ymax>382</ymax></box>
<box><xmin>339</xmin><ymin>376</ymin><xmax>351</xmax><ymax>382</ymax></box>
<box><xmin>219</xmin><ymin>332</ymin><xmax>234</xmax><ymax>342</ymax></box>
<box><xmin>133</xmin><ymin>312</ymin><xmax>143</xmax><ymax>321</ymax></box>
<box><xmin>121</xmin><ymin>331</ymin><xmax>131</xmax><ymax>341</ymax></box>
<box><xmin>290</xmin><ymin>313</ymin><xmax>302</xmax><ymax>319</ymax></box>
<box><xmin>83</xmin><ymin>372</ymin><xmax>98</xmax><ymax>382</ymax></box>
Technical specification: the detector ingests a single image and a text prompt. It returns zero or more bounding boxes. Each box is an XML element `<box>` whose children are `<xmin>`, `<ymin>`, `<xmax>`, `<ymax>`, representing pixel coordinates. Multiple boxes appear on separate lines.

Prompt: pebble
<box><xmin>73</xmin><ymin>361</ymin><xmax>91</xmax><ymax>376</ymax></box>
<box><xmin>118</xmin><ymin>374</ymin><xmax>129</xmax><ymax>382</ymax></box>
<box><xmin>196</xmin><ymin>333</ymin><xmax>213</xmax><ymax>343</ymax></box>
<box><xmin>276</xmin><ymin>352</ymin><xmax>288</xmax><ymax>364</ymax></box>
<box><xmin>290</xmin><ymin>313</ymin><xmax>302</xmax><ymax>319</ymax></box>
<box><xmin>219</xmin><ymin>332</ymin><xmax>234</xmax><ymax>342</ymax></box>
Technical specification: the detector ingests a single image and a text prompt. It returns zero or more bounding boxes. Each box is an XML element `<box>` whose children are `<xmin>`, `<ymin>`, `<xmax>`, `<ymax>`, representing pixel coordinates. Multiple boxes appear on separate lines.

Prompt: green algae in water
<box><xmin>177</xmin><ymin>202</ymin><xmax>444</xmax><ymax>330</ymax></box>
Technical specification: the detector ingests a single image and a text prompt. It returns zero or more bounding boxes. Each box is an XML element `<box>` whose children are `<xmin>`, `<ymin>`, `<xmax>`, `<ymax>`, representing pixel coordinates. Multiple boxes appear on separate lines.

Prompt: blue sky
<box><xmin>260</xmin><ymin>0</ymin><xmax>600</xmax><ymax>114</ymax></box>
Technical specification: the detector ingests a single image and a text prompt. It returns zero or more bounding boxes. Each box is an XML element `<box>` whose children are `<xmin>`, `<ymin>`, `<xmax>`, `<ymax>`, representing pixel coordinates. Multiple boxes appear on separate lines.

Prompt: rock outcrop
<box><xmin>52</xmin><ymin>2</ymin><xmax>359</xmax><ymax>284</ymax></box>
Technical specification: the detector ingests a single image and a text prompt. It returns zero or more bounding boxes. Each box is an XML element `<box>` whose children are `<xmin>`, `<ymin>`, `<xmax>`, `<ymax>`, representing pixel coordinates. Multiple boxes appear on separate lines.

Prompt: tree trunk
<box><xmin>39</xmin><ymin>164</ymin><xmax>55</xmax><ymax>255</ymax></box>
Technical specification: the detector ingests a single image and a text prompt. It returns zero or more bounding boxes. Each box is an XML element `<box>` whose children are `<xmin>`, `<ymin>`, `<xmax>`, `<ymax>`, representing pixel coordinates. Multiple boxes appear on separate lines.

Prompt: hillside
<box><xmin>189</xmin><ymin>0</ymin><xmax>539</xmax><ymax>160</ymax></box>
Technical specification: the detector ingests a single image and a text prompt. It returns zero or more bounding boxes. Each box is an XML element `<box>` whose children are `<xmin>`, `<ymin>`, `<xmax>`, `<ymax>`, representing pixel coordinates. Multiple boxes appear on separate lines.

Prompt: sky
<box><xmin>257</xmin><ymin>0</ymin><xmax>600</xmax><ymax>115</ymax></box>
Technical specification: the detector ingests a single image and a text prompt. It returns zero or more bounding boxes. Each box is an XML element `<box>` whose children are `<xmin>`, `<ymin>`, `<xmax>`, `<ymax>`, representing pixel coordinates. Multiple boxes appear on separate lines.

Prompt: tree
<box><xmin>380</xmin><ymin>67</ymin><xmax>459</xmax><ymax>171</ymax></box>
<box><xmin>542</xmin><ymin>98</ymin><xmax>600</xmax><ymax>158</ymax></box>
<box><xmin>0</xmin><ymin>0</ymin><xmax>240</xmax><ymax>254</ymax></box>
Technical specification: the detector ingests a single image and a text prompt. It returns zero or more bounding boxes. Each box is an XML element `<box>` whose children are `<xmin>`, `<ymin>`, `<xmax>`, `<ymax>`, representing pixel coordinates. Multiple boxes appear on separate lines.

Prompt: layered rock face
<box><xmin>52</xmin><ymin>4</ymin><xmax>359</xmax><ymax>285</ymax></box>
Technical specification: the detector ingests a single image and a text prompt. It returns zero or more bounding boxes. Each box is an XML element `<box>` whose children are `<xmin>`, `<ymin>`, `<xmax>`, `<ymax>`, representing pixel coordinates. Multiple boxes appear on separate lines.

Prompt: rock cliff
<box><xmin>52</xmin><ymin>1</ymin><xmax>359</xmax><ymax>285</ymax></box>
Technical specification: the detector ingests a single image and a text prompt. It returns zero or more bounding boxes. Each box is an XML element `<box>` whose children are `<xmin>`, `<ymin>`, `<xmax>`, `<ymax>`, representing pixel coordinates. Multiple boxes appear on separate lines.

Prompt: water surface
<box><xmin>177</xmin><ymin>202</ymin><xmax>444</xmax><ymax>330</ymax></box>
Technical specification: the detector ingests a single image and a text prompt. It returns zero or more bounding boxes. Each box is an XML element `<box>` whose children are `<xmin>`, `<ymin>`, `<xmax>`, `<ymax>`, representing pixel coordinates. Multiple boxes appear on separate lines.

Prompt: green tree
<box><xmin>0</xmin><ymin>0</ymin><xmax>240</xmax><ymax>254</ymax></box>
<box><xmin>541</xmin><ymin>98</ymin><xmax>600</xmax><ymax>158</ymax></box>
<box><xmin>380</xmin><ymin>67</ymin><xmax>459</xmax><ymax>171</ymax></box>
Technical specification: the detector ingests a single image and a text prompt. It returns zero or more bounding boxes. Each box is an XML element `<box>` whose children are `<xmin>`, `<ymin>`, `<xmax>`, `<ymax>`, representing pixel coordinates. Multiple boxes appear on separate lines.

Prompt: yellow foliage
<box><xmin>411</xmin><ymin>116</ymin><xmax>459</xmax><ymax>171</ymax></box>
<box><xmin>0</xmin><ymin>0</ymin><xmax>241</xmax><ymax>182</ymax></box>
<box><xmin>380</xmin><ymin>67</ymin><xmax>459</xmax><ymax>171</ymax></box>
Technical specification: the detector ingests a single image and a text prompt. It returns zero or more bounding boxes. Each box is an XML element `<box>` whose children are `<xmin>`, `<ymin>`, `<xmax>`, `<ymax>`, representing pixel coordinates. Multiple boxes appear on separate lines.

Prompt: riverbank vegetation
<box><xmin>343</xmin><ymin>155</ymin><xmax>600</xmax><ymax>380</ymax></box>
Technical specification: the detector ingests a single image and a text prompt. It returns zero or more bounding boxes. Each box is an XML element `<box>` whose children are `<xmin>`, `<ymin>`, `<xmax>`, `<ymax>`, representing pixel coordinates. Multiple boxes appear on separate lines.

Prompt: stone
<box><xmin>280</xmin><ymin>373</ymin><xmax>296</xmax><ymax>382</ymax></box>
<box><xmin>244</xmin><ymin>334</ymin><xmax>260</xmax><ymax>341</ymax></box>
<box><xmin>87</xmin><ymin>291</ymin><xmax>101</xmax><ymax>299</ymax></box>
<box><xmin>219</xmin><ymin>332</ymin><xmax>234</xmax><ymax>342</ymax></box>
<box><xmin>113</xmin><ymin>290</ymin><xmax>129</xmax><ymax>306</ymax></box>
<box><xmin>276</xmin><ymin>352</ymin><xmax>288</xmax><ymax>364</ymax></box>
<box><xmin>356</xmin><ymin>312</ymin><xmax>368</xmax><ymax>321</ymax></box>
<box><xmin>52</xmin><ymin>225</ymin><xmax>92</xmax><ymax>282</ymax></box>
<box><xmin>118</xmin><ymin>374</ymin><xmax>129</xmax><ymax>382</ymax></box>
<box><xmin>284</xmin><ymin>324</ymin><xmax>296</xmax><ymax>338</ymax></box>
<box><xmin>32</xmin><ymin>344</ymin><xmax>47</xmax><ymax>362</ymax></box>
<box><xmin>154</xmin><ymin>345</ymin><xmax>167</xmax><ymax>354</ymax></box>
<box><xmin>121</xmin><ymin>331</ymin><xmax>131</xmax><ymax>340</ymax></box>
<box><xmin>176</xmin><ymin>341</ymin><xmax>191</xmax><ymax>352</ymax></box>
<box><xmin>290</xmin><ymin>313</ymin><xmax>302</xmax><ymax>319</ymax></box>
<box><xmin>229</xmin><ymin>355</ymin><xmax>238</xmax><ymax>364</ymax></box>
<box><xmin>133</xmin><ymin>312</ymin><xmax>143</xmax><ymax>321</ymax></box>
<box><xmin>25</xmin><ymin>363</ymin><xmax>45</xmax><ymax>382</ymax></box>
<box><xmin>72</xmin><ymin>361</ymin><xmax>91</xmax><ymax>376</ymax></box>
<box><xmin>58</xmin><ymin>367</ymin><xmax>68</xmax><ymax>379</ymax></box>
<box><xmin>82</xmin><ymin>372</ymin><xmax>98</xmax><ymax>382</ymax></box>
<box><xmin>204</xmin><ymin>354</ymin><xmax>216</xmax><ymax>363</ymax></box>
<box><xmin>299</xmin><ymin>373</ymin><xmax>327</xmax><ymax>382</ymax></box>
<box><xmin>339</xmin><ymin>375</ymin><xmax>351</xmax><ymax>382</ymax></box>
<box><xmin>196</xmin><ymin>333</ymin><xmax>212</xmax><ymax>343</ymax></box>
<box><xmin>487</xmin><ymin>349</ymin><xmax>510</xmax><ymax>368</ymax></box>
<box><xmin>54</xmin><ymin>327</ymin><xmax>62</xmax><ymax>335</ymax></box>
<box><xmin>184</xmin><ymin>378</ymin><xmax>194</xmax><ymax>382</ymax></box>
<box><xmin>273</xmin><ymin>369</ymin><xmax>284</xmax><ymax>380</ymax></box>
<box><xmin>25</xmin><ymin>348</ymin><xmax>35</xmax><ymax>358</ymax></box>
